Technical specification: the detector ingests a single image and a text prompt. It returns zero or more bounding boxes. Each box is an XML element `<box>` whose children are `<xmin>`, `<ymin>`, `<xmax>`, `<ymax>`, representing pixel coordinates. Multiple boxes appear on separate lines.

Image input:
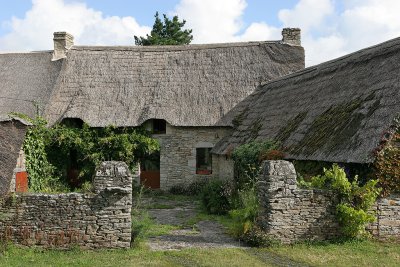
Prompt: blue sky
<box><xmin>0</xmin><ymin>0</ymin><xmax>399</xmax><ymax>66</ymax></box>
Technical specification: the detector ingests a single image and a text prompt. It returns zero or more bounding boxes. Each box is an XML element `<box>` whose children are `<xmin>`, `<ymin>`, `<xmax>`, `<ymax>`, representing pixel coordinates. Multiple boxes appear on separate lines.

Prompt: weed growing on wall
<box><xmin>300</xmin><ymin>164</ymin><xmax>381</xmax><ymax>238</ymax></box>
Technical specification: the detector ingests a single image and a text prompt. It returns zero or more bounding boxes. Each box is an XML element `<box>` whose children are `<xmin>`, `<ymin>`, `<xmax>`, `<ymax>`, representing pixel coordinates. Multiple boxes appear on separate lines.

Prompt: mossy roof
<box><xmin>213</xmin><ymin>37</ymin><xmax>400</xmax><ymax>163</ymax></box>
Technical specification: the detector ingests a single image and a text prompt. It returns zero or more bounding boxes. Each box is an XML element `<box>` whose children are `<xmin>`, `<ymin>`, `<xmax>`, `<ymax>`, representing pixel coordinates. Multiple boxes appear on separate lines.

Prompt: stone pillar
<box><xmin>257</xmin><ymin>160</ymin><xmax>339</xmax><ymax>244</ymax></box>
<box><xmin>282</xmin><ymin>28</ymin><xmax>301</xmax><ymax>46</ymax></box>
<box><xmin>52</xmin><ymin>32</ymin><xmax>74</xmax><ymax>61</ymax></box>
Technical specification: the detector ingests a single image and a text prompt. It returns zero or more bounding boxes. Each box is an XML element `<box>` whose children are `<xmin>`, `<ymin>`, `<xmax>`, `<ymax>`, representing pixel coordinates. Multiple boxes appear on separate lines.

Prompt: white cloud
<box><xmin>237</xmin><ymin>22</ymin><xmax>281</xmax><ymax>42</ymax></box>
<box><xmin>0</xmin><ymin>0</ymin><xmax>150</xmax><ymax>52</ymax></box>
<box><xmin>273</xmin><ymin>0</ymin><xmax>400</xmax><ymax>66</ymax></box>
<box><xmin>174</xmin><ymin>0</ymin><xmax>247</xmax><ymax>43</ymax></box>
<box><xmin>279</xmin><ymin>0</ymin><xmax>335</xmax><ymax>34</ymax></box>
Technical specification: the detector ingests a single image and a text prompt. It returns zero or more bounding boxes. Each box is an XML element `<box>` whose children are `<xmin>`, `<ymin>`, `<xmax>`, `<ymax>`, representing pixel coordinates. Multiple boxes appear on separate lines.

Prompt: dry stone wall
<box><xmin>257</xmin><ymin>160</ymin><xmax>400</xmax><ymax>243</ymax></box>
<box><xmin>0</xmin><ymin>161</ymin><xmax>132</xmax><ymax>249</ymax></box>
<box><xmin>368</xmin><ymin>195</ymin><xmax>400</xmax><ymax>239</ymax></box>
<box><xmin>257</xmin><ymin>160</ymin><xmax>340</xmax><ymax>244</ymax></box>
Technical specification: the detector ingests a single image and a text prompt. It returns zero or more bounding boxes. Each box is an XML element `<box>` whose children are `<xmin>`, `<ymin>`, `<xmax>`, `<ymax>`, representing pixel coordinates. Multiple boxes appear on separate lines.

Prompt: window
<box><xmin>152</xmin><ymin>119</ymin><xmax>166</xmax><ymax>134</ymax></box>
<box><xmin>196</xmin><ymin>148</ymin><xmax>212</xmax><ymax>175</ymax></box>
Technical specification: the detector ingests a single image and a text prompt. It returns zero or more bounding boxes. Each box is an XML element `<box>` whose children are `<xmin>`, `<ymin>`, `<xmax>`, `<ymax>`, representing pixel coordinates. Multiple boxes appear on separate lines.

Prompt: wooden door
<box><xmin>140</xmin><ymin>152</ymin><xmax>160</xmax><ymax>189</ymax></box>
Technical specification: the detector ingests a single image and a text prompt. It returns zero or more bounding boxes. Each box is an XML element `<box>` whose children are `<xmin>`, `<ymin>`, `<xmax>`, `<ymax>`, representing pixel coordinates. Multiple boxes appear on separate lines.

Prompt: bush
<box><xmin>201</xmin><ymin>180</ymin><xmax>233</xmax><ymax>215</ymax></box>
<box><xmin>373</xmin><ymin>117</ymin><xmax>400</xmax><ymax>196</ymax></box>
<box><xmin>229</xmin><ymin>187</ymin><xmax>259</xmax><ymax>238</ymax></box>
<box><xmin>168</xmin><ymin>179</ymin><xmax>209</xmax><ymax>196</ymax></box>
<box><xmin>302</xmin><ymin>164</ymin><xmax>381</xmax><ymax>239</ymax></box>
<box><xmin>241</xmin><ymin>225</ymin><xmax>279</xmax><ymax>247</ymax></box>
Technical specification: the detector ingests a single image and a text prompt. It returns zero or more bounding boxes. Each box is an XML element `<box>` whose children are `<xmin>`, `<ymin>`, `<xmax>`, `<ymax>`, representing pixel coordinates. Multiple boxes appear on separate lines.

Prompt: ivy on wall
<box><xmin>373</xmin><ymin>116</ymin><xmax>400</xmax><ymax>196</ymax></box>
<box><xmin>16</xmin><ymin>115</ymin><xmax>159</xmax><ymax>192</ymax></box>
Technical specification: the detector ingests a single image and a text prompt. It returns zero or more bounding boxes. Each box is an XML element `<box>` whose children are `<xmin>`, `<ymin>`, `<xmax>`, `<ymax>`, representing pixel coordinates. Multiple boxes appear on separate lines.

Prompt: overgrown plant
<box><xmin>201</xmin><ymin>180</ymin><xmax>233</xmax><ymax>215</ymax></box>
<box><xmin>373</xmin><ymin>116</ymin><xmax>400</xmax><ymax>196</ymax></box>
<box><xmin>231</xmin><ymin>140</ymin><xmax>279</xmax><ymax>189</ymax></box>
<box><xmin>301</xmin><ymin>164</ymin><xmax>381</xmax><ymax>238</ymax></box>
<box><xmin>14</xmin><ymin>114</ymin><xmax>159</xmax><ymax>192</ymax></box>
<box><xmin>19</xmin><ymin>115</ymin><xmax>66</xmax><ymax>192</ymax></box>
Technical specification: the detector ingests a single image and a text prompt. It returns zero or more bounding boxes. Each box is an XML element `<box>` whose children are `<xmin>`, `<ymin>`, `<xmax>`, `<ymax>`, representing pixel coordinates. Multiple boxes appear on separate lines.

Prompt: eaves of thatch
<box><xmin>44</xmin><ymin>41</ymin><xmax>304</xmax><ymax>127</ymax></box>
<box><xmin>0</xmin><ymin>52</ymin><xmax>63</xmax><ymax>120</ymax></box>
<box><xmin>212</xmin><ymin>37</ymin><xmax>400</xmax><ymax>164</ymax></box>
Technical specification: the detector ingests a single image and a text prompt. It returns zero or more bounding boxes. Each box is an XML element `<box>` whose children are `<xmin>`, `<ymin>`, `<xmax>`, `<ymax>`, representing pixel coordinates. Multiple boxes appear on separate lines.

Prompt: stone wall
<box><xmin>257</xmin><ymin>160</ymin><xmax>340</xmax><ymax>244</ymax></box>
<box><xmin>212</xmin><ymin>155</ymin><xmax>234</xmax><ymax>180</ymax></box>
<box><xmin>157</xmin><ymin>126</ymin><xmax>232</xmax><ymax>189</ymax></box>
<box><xmin>257</xmin><ymin>160</ymin><xmax>400</xmax><ymax>243</ymax></box>
<box><xmin>282</xmin><ymin>28</ymin><xmax>301</xmax><ymax>46</ymax></box>
<box><xmin>368</xmin><ymin>195</ymin><xmax>400</xmax><ymax>239</ymax></box>
<box><xmin>0</xmin><ymin>120</ymin><xmax>28</xmax><ymax>196</ymax></box>
<box><xmin>0</xmin><ymin>161</ymin><xmax>132</xmax><ymax>249</ymax></box>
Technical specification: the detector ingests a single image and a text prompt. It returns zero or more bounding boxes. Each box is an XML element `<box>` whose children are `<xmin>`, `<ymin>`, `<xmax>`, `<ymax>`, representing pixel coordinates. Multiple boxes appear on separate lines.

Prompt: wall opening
<box><xmin>140</xmin><ymin>151</ymin><xmax>160</xmax><ymax>189</ymax></box>
<box><xmin>196</xmin><ymin>148</ymin><xmax>212</xmax><ymax>175</ymax></box>
<box><xmin>152</xmin><ymin>119</ymin><xmax>166</xmax><ymax>134</ymax></box>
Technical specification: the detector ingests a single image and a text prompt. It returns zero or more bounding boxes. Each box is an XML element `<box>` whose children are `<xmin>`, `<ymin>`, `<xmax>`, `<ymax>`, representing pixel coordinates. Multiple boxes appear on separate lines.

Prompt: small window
<box><xmin>196</xmin><ymin>148</ymin><xmax>212</xmax><ymax>175</ymax></box>
<box><xmin>152</xmin><ymin>119</ymin><xmax>166</xmax><ymax>134</ymax></box>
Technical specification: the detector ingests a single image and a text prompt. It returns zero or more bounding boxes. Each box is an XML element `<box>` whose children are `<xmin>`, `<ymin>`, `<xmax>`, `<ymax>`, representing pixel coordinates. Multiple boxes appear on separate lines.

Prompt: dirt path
<box><xmin>141</xmin><ymin>195</ymin><xmax>309</xmax><ymax>267</ymax></box>
<box><xmin>143</xmin><ymin>196</ymin><xmax>245</xmax><ymax>250</ymax></box>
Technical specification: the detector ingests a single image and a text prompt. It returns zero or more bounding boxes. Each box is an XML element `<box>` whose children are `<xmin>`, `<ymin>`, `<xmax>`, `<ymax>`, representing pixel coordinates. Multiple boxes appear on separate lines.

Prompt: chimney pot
<box><xmin>52</xmin><ymin>32</ymin><xmax>74</xmax><ymax>61</ymax></box>
<box><xmin>282</xmin><ymin>28</ymin><xmax>301</xmax><ymax>46</ymax></box>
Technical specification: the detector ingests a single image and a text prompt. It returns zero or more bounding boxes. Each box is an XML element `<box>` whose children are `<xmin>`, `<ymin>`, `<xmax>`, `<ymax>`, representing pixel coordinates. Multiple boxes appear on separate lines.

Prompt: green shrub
<box><xmin>168</xmin><ymin>179</ymin><xmax>208</xmax><ymax>196</ymax></box>
<box><xmin>302</xmin><ymin>164</ymin><xmax>381</xmax><ymax>239</ymax></box>
<box><xmin>229</xmin><ymin>187</ymin><xmax>259</xmax><ymax>238</ymax></box>
<box><xmin>14</xmin><ymin>114</ymin><xmax>159</xmax><ymax>192</ymax></box>
<box><xmin>201</xmin><ymin>180</ymin><xmax>233</xmax><ymax>215</ymax></box>
<box><xmin>241</xmin><ymin>225</ymin><xmax>279</xmax><ymax>247</ymax></box>
<box><xmin>231</xmin><ymin>140</ymin><xmax>278</xmax><ymax>190</ymax></box>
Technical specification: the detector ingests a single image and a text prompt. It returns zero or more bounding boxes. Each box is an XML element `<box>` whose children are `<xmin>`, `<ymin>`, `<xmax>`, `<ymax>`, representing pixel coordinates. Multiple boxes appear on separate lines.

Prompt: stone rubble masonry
<box><xmin>0</xmin><ymin>161</ymin><xmax>132</xmax><ymax>249</ymax></box>
<box><xmin>282</xmin><ymin>28</ymin><xmax>301</xmax><ymax>46</ymax></box>
<box><xmin>257</xmin><ymin>160</ymin><xmax>400</xmax><ymax>244</ymax></box>
<box><xmin>368</xmin><ymin>195</ymin><xmax>400</xmax><ymax>240</ymax></box>
<box><xmin>157</xmin><ymin>125</ymin><xmax>232</xmax><ymax>189</ymax></box>
<box><xmin>257</xmin><ymin>160</ymin><xmax>340</xmax><ymax>244</ymax></box>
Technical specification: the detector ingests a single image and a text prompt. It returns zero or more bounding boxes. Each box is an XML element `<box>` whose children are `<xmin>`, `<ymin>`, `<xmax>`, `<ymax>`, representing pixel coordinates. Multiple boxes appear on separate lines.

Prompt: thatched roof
<box><xmin>213</xmin><ymin>37</ymin><xmax>400</xmax><ymax>164</ymax></box>
<box><xmin>0</xmin><ymin>119</ymin><xmax>28</xmax><ymax>196</ymax></box>
<box><xmin>0</xmin><ymin>52</ymin><xmax>63</xmax><ymax>120</ymax></box>
<box><xmin>45</xmin><ymin>42</ymin><xmax>304</xmax><ymax>127</ymax></box>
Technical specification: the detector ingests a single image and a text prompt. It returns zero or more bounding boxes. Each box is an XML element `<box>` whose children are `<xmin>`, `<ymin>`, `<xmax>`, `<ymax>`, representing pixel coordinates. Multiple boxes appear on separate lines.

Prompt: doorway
<box><xmin>140</xmin><ymin>152</ymin><xmax>160</xmax><ymax>189</ymax></box>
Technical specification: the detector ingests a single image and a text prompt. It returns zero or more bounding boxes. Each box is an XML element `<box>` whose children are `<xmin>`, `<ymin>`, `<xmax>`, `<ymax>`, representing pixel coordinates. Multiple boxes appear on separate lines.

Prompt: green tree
<box><xmin>135</xmin><ymin>12</ymin><xmax>193</xmax><ymax>46</ymax></box>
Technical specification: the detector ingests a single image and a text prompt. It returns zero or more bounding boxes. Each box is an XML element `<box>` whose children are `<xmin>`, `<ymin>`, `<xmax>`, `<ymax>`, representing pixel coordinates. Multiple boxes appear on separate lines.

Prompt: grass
<box><xmin>0</xmin><ymin>245</ymin><xmax>272</xmax><ymax>267</ymax></box>
<box><xmin>0</xmin><ymin>240</ymin><xmax>399</xmax><ymax>267</ymax></box>
<box><xmin>268</xmin><ymin>239</ymin><xmax>400</xmax><ymax>267</ymax></box>
<box><xmin>131</xmin><ymin>211</ymin><xmax>180</xmax><ymax>242</ymax></box>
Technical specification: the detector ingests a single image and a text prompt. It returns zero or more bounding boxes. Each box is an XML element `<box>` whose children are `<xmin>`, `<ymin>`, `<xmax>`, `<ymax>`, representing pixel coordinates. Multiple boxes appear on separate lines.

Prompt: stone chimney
<box><xmin>282</xmin><ymin>28</ymin><xmax>301</xmax><ymax>46</ymax></box>
<box><xmin>52</xmin><ymin>32</ymin><xmax>74</xmax><ymax>61</ymax></box>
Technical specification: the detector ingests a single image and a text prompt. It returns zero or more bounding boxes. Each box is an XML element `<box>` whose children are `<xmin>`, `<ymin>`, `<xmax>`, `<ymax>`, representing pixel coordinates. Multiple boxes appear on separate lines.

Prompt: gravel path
<box><xmin>142</xmin><ymin>196</ymin><xmax>309</xmax><ymax>267</ymax></box>
<box><xmin>144</xmin><ymin>197</ymin><xmax>245</xmax><ymax>250</ymax></box>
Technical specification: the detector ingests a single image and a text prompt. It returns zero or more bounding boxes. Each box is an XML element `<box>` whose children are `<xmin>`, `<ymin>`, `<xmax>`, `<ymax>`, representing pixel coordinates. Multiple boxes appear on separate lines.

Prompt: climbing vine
<box><xmin>15</xmin><ymin>114</ymin><xmax>159</xmax><ymax>192</ymax></box>
<box><xmin>300</xmin><ymin>164</ymin><xmax>381</xmax><ymax>238</ymax></box>
<box><xmin>373</xmin><ymin>116</ymin><xmax>400</xmax><ymax>196</ymax></box>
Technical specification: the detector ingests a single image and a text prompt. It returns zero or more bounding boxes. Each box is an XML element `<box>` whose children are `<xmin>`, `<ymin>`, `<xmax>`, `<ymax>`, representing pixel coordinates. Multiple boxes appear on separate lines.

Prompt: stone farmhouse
<box><xmin>0</xmin><ymin>29</ymin><xmax>304</xmax><ymax>192</ymax></box>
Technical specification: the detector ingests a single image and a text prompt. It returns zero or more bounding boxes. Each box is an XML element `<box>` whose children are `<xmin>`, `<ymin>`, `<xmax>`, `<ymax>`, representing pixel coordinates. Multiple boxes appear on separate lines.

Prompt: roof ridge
<box><xmin>259</xmin><ymin>35</ymin><xmax>400</xmax><ymax>88</ymax></box>
<box><xmin>71</xmin><ymin>40</ymin><xmax>286</xmax><ymax>52</ymax></box>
